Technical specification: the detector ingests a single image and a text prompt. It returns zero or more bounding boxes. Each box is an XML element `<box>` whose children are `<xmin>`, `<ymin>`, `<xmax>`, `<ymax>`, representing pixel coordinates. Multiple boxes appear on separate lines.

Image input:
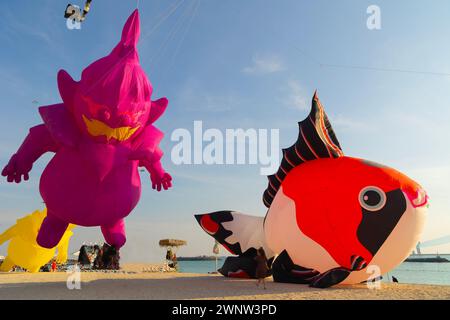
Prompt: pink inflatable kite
<box><xmin>2</xmin><ymin>10</ymin><xmax>172</xmax><ymax>249</ymax></box>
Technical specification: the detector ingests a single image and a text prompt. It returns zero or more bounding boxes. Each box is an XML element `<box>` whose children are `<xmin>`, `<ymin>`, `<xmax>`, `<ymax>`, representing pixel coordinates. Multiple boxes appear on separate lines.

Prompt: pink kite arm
<box><xmin>138</xmin><ymin>147</ymin><xmax>172</xmax><ymax>192</ymax></box>
<box><xmin>130</xmin><ymin>124</ymin><xmax>172</xmax><ymax>191</ymax></box>
<box><xmin>1</xmin><ymin>124</ymin><xmax>59</xmax><ymax>183</ymax></box>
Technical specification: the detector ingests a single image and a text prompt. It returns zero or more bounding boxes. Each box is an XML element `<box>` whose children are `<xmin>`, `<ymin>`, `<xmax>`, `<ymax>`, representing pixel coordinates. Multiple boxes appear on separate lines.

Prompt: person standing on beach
<box><xmin>254</xmin><ymin>247</ymin><xmax>269</xmax><ymax>289</ymax></box>
<box><xmin>93</xmin><ymin>246</ymin><xmax>104</xmax><ymax>270</ymax></box>
<box><xmin>51</xmin><ymin>260</ymin><xmax>57</xmax><ymax>272</ymax></box>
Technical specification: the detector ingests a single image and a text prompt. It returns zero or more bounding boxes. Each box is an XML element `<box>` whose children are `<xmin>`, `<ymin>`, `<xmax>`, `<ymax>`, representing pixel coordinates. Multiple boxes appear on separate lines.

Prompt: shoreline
<box><xmin>0</xmin><ymin>263</ymin><xmax>449</xmax><ymax>300</ymax></box>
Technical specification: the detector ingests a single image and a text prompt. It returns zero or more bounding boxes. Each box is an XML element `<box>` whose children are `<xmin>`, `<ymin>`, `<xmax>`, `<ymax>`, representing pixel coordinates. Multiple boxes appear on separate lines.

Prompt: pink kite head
<box><xmin>57</xmin><ymin>10</ymin><xmax>161</xmax><ymax>143</ymax></box>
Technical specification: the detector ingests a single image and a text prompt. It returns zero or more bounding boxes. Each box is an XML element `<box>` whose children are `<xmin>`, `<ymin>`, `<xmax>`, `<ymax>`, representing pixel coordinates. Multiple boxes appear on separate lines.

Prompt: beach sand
<box><xmin>0</xmin><ymin>263</ymin><xmax>449</xmax><ymax>300</ymax></box>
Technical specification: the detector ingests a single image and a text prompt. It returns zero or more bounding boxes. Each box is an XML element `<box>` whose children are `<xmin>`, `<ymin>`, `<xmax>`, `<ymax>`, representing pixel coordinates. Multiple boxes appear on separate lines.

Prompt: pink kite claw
<box><xmin>1</xmin><ymin>154</ymin><xmax>32</xmax><ymax>183</ymax></box>
<box><xmin>162</xmin><ymin>173</ymin><xmax>173</xmax><ymax>190</ymax></box>
<box><xmin>151</xmin><ymin>172</ymin><xmax>172</xmax><ymax>191</ymax></box>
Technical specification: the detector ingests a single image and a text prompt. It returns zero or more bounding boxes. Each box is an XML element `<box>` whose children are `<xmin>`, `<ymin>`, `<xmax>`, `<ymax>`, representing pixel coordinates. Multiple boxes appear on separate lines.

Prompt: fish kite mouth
<box><xmin>82</xmin><ymin>115</ymin><xmax>140</xmax><ymax>141</ymax></box>
<box><xmin>405</xmin><ymin>188</ymin><xmax>429</xmax><ymax>208</ymax></box>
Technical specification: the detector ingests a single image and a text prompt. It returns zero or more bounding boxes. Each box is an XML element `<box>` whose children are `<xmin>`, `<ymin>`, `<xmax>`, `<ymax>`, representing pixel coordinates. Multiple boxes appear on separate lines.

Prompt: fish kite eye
<box><xmin>359</xmin><ymin>186</ymin><xmax>387</xmax><ymax>212</ymax></box>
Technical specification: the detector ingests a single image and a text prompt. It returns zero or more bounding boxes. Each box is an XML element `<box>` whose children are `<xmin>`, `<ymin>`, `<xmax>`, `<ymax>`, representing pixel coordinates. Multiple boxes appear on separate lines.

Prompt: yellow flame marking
<box><xmin>82</xmin><ymin>115</ymin><xmax>139</xmax><ymax>141</ymax></box>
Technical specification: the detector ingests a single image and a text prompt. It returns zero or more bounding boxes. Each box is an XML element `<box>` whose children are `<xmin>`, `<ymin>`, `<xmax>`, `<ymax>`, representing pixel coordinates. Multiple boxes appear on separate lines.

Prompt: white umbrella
<box><xmin>212</xmin><ymin>240</ymin><xmax>220</xmax><ymax>273</ymax></box>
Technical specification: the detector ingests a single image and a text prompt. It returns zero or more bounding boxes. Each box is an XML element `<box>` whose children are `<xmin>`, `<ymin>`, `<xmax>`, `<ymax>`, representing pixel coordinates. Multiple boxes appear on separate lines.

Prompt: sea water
<box><xmin>383</xmin><ymin>255</ymin><xmax>450</xmax><ymax>285</ymax></box>
<box><xmin>178</xmin><ymin>255</ymin><xmax>450</xmax><ymax>285</ymax></box>
<box><xmin>178</xmin><ymin>258</ymin><xmax>226</xmax><ymax>274</ymax></box>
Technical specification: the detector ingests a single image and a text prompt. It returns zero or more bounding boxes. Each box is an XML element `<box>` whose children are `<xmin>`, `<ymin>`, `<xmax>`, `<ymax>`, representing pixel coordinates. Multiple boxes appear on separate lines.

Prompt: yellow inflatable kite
<box><xmin>0</xmin><ymin>209</ymin><xmax>75</xmax><ymax>273</ymax></box>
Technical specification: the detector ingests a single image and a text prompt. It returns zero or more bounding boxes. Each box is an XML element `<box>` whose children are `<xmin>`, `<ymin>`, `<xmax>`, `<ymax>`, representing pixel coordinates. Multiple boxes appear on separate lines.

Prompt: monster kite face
<box><xmin>57</xmin><ymin>9</ymin><xmax>153</xmax><ymax>143</ymax></box>
<box><xmin>75</xmin><ymin>90</ymin><xmax>150</xmax><ymax>143</ymax></box>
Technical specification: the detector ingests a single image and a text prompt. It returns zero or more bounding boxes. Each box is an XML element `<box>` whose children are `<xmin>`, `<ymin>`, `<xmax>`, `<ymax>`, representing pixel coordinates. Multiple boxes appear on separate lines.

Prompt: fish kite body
<box><xmin>195</xmin><ymin>92</ymin><xmax>428</xmax><ymax>288</ymax></box>
<box><xmin>2</xmin><ymin>10</ymin><xmax>172</xmax><ymax>250</ymax></box>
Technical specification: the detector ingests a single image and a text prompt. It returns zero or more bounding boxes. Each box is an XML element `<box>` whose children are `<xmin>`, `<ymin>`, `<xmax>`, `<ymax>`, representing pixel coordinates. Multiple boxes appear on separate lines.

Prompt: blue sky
<box><xmin>1</xmin><ymin>0</ymin><xmax>450</xmax><ymax>262</ymax></box>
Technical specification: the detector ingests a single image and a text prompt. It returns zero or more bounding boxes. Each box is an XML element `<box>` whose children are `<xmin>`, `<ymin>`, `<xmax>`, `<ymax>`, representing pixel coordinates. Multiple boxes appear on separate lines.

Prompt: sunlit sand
<box><xmin>0</xmin><ymin>263</ymin><xmax>448</xmax><ymax>300</ymax></box>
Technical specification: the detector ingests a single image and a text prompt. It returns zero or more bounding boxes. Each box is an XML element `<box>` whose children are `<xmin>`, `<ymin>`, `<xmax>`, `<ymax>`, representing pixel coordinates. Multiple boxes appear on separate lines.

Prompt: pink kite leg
<box><xmin>36</xmin><ymin>213</ymin><xmax>69</xmax><ymax>249</ymax></box>
<box><xmin>101</xmin><ymin>219</ymin><xmax>127</xmax><ymax>249</ymax></box>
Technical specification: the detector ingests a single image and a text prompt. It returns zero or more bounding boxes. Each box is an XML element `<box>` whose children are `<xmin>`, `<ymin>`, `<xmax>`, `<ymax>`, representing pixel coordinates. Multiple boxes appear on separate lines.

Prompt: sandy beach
<box><xmin>0</xmin><ymin>263</ymin><xmax>448</xmax><ymax>300</ymax></box>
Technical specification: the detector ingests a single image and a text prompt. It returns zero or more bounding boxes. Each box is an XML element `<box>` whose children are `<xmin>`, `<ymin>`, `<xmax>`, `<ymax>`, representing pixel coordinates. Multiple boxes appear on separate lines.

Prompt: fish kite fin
<box><xmin>263</xmin><ymin>91</ymin><xmax>344</xmax><ymax>208</ymax></box>
<box><xmin>272</xmin><ymin>250</ymin><xmax>352</xmax><ymax>288</ymax></box>
<box><xmin>272</xmin><ymin>250</ymin><xmax>320</xmax><ymax>284</ymax></box>
<box><xmin>309</xmin><ymin>267</ymin><xmax>351</xmax><ymax>288</ymax></box>
<box><xmin>195</xmin><ymin>211</ymin><xmax>274</xmax><ymax>259</ymax></box>
<box><xmin>218</xmin><ymin>256</ymin><xmax>272</xmax><ymax>279</ymax></box>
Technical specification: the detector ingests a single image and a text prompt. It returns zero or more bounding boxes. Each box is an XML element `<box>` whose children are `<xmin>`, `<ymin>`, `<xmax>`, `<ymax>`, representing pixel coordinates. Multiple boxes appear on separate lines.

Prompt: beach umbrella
<box><xmin>159</xmin><ymin>239</ymin><xmax>186</xmax><ymax>269</ymax></box>
<box><xmin>158</xmin><ymin>239</ymin><xmax>187</xmax><ymax>247</ymax></box>
<box><xmin>212</xmin><ymin>240</ymin><xmax>220</xmax><ymax>272</ymax></box>
<box><xmin>159</xmin><ymin>239</ymin><xmax>187</xmax><ymax>257</ymax></box>
<box><xmin>213</xmin><ymin>240</ymin><xmax>219</xmax><ymax>255</ymax></box>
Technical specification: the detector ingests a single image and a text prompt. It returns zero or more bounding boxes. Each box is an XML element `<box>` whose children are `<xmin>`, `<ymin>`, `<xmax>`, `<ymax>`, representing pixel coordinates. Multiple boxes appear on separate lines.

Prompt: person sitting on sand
<box><xmin>93</xmin><ymin>246</ymin><xmax>104</xmax><ymax>270</ymax></box>
<box><xmin>170</xmin><ymin>253</ymin><xmax>178</xmax><ymax>270</ymax></box>
<box><xmin>254</xmin><ymin>247</ymin><xmax>269</xmax><ymax>289</ymax></box>
<box><xmin>166</xmin><ymin>248</ymin><xmax>173</xmax><ymax>261</ymax></box>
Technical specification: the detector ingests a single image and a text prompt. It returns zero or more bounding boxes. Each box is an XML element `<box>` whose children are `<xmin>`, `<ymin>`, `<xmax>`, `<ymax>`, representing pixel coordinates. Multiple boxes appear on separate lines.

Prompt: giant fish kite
<box><xmin>1</xmin><ymin>10</ymin><xmax>172</xmax><ymax>250</ymax></box>
<box><xmin>195</xmin><ymin>92</ymin><xmax>428</xmax><ymax>288</ymax></box>
<box><xmin>0</xmin><ymin>209</ymin><xmax>75</xmax><ymax>273</ymax></box>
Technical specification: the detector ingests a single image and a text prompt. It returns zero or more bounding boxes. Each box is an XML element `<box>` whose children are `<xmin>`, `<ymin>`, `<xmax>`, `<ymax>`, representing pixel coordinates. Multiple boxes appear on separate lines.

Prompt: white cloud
<box><xmin>331</xmin><ymin>114</ymin><xmax>376</xmax><ymax>132</ymax></box>
<box><xmin>2</xmin><ymin>7</ymin><xmax>53</xmax><ymax>46</ymax></box>
<box><xmin>282</xmin><ymin>80</ymin><xmax>308</xmax><ymax>110</ymax></box>
<box><xmin>176</xmin><ymin>79</ymin><xmax>238</xmax><ymax>112</ymax></box>
<box><xmin>0</xmin><ymin>6</ymin><xmax>71</xmax><ymax>65</ymax></box>
<box><xmin>242</xmin><ymin>55</ymin><xmax>284</xmax><ymax>75</ymax></box>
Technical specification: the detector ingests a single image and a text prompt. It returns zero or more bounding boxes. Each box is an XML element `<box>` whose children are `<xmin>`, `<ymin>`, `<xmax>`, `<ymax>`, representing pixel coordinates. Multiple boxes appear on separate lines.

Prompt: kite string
<box><xmin>140</xmin><ymin>0</ymin><xmax>186</xmax><ymax>41</ymax></box>
<box><xmin>163</xmin><ymin>0</ymin><xmax>201</xmax><ymax>77</ymax></box>
<box><xmin>146</xmin><ymin>0</ymin><xmax>194</xmax><ymax>67</ymax></box>
<box><xmin>136</xmin><ymin>0</ymin><xmax>140</xmax><ymax>9</ymax></box>
<box><xmin>170</xmin><ymin>0</ymin><xmax>201</xmax><ymax>66</ymax></box>
<box><xmin>82</xmin><ymin>0</ymin><xmax>186</xmax><ymax>96</ymax></box>
<box><xmin>294</xmin><ymin>45</ymin><xmax>450</xmax><ymax>77</ymax></box>
<box><xmin>319</xmin><ymin>63</ymin><xmax>450</xmax><ymax>76</ymax></box>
